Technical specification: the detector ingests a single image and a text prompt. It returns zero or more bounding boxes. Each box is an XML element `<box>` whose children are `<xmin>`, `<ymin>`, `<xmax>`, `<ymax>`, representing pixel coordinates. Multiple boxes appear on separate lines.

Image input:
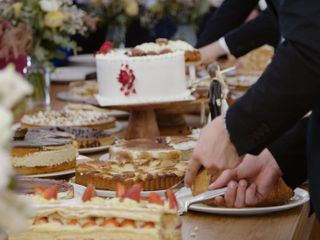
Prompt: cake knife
<box><xmin>177</xmin><ymin>187</ymin><xmax>227</xmax><ymax>215</ymax></box>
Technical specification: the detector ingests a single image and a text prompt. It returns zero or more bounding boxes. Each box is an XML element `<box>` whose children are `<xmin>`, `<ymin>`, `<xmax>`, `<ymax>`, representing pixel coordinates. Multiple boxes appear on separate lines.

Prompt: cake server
<box><xmin>177</xmin><ymin>187</ymin><xmax>227</xmax><ymax>215</ymax></box>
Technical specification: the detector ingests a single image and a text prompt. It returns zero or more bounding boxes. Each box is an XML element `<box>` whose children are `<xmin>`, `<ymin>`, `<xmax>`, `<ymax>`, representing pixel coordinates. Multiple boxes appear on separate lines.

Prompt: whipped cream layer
<box><xmin>11</xmin><ymin>144</ymin><xmax>77</xmax><ymax>167</ymax></box>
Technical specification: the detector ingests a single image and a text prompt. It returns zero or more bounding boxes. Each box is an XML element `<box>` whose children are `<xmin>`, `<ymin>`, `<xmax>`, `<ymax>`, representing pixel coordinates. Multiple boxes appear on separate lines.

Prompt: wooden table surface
<box><xmin>31</xmin><ymin>82</ymin><xmax>316</xmax><ymax>240</ymax></box>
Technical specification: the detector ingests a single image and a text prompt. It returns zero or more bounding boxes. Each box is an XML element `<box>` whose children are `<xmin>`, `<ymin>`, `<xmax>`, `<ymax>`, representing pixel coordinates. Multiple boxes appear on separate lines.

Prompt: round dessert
<box><xmin>75</xmin><ymin>139</ymin><xmax>186</xmax><ymax>190</ymax></box>
<box><xmin>11</xmin><ymin>128</ymin><xmax>78</xmax><ymax>175</ymax></box>
<box><xmin>95</xmin><ymin>50</ymin><xmax>190</xmax><ymax>105</ymax></box>
<box><xmin>40</xmin><ymin>126</ymin><xmax>115</xmax><ymax>149</ymax></box>
<box><xmin>21</xmin><ymin>110</ymin><xmax>115</xmax><ymax>130</ymax></box>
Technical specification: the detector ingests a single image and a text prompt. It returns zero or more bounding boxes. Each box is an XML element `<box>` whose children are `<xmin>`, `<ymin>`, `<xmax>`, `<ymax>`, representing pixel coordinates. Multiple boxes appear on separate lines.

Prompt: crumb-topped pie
<box><xmin>75</xmin><ymin>139</ymin><xmax>186</xmax><ymax>190</ymax></box>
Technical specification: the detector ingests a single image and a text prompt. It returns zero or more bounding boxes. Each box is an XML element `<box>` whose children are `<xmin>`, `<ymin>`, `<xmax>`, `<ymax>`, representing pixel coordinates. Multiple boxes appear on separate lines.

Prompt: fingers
<box><xmin>213</xmin><ymin>196</ymin><xmax>225</xmax><ymax>207</ymax></box>
<box><xmin>225</xmin><ymin>181</ymin><xmax>237</xmax><ymax>208</ymax></box>
<box><xmin>184</xmin><ymin>156</ymin><xmax>202</xmax><ymax>187</ymax></box>
<box><xmin>234</xmin><ymin>180</ymin><xmax>247</xmax><ymax>208</ymax></box>
<box><xmin>245</xmin><ymin>183</ymin><xmax>259</xmax><ymax>206</ymax></box>
<box><xmin>208</xmin><ymin>169</ymin><xmax>237</xmax><ymax>190</ymax></box>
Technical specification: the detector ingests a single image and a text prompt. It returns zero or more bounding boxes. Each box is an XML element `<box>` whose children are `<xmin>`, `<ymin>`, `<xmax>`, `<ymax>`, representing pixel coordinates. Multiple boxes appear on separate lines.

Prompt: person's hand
<box><xmin>184</xmin><ymin>116</ymin><xmax>242</xmax><ymax>187</ymax></box>
<box><xmin>199</xmin><ymin>41</ymin><xmax>227</xmax><ymax>66</ymax></box>
<box><xmin>209</xmin><ymin>149</ymin><xmax>283</xmax><ymax>207</ymax></box>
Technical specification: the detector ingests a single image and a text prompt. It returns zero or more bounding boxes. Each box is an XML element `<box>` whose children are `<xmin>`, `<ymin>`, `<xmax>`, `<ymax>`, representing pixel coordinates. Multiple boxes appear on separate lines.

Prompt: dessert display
<box><xmin>39</xmin><ymin>126</ymin><xmax>115</xmax><ymax>149</ymax></box>
<box><xmin>10</xmin><ymin>128</ymin><xmax>78</xmax><ymax>175</ymax></box>
<box><xmin>95</xmin><ymin>41</ymin><xmax>192</xmax><ymax>105</ymax></box>
<box><xmin>10</xmin><ymin>184</ymin><xmax>182</xmax><ymax>240</ymax></box>
<box><xmin>75</xmin><ymin>139</ymin><xmax>186</xmax><ymax>190</ymax></box>
<box><xmin>16</xmin><ymin>177</ymin><xmax>74</xmax><ymax>199</ymax></box>
<box><xmin>129</xmin><ymin>38</ymin><xmax>201</xmax><ymax>63</ymax></box>
<box><xmin>21</xmin><ymin>110</ymin><xmax>116</xmax><ymax>130</ymax></box>
<box><xmin>68</xmin><ymin>80</ymin><xmax>98</xmax><ymax>98</ymax></box>
<box><xmin>192</xmin><ymin>169</ymin><xmax>294</xmax><ymax>207</ymax></box>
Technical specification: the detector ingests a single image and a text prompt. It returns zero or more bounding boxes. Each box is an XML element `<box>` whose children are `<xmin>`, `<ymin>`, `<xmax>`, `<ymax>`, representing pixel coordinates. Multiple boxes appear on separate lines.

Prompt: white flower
<box><xmin>0</xmin><ymin>149</ymin><xmax>13</xmax><ymax>190</ymax></box>
<box><xmin>0</xmin><ymin>65</ymin><xmax>32</xmax><ymax>109</ymax></box>
<box><xmin>0</xmin><ymin>190</ymin><xmax>33</xmax><ymax>233</ymax></box>
<box><xmin>39</xmin><ymin>0</ymin><xmax>62</xmax><ymax>12</ymax></box>
<box><xmin>0</xmin><ymin>106</ymin><xmax>13</xmax><ymax>147</ymax></box>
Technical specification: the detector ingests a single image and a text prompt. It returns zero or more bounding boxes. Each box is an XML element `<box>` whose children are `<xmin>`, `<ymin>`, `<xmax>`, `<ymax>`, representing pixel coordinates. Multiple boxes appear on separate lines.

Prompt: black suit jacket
<box><xmin>225</xmin><ymin>0</ymin><xmax>320</xmax><ymax>218</ymax></box>
<box><xmin>195</xmin><ymin>0</ymin><xmax>280</xmax><ymax>57</ymax></box>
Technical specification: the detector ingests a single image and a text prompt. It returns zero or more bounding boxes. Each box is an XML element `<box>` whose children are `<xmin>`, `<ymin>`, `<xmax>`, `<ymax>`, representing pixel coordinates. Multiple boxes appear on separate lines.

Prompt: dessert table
<box><xmin>23</xmin><ymin>81</ymin><xmax>317</xmax><ymax>240</ymax></box>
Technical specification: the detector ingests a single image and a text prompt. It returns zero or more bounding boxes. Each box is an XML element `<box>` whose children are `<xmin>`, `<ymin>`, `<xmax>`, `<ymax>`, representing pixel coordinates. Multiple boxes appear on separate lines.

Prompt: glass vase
<box><xmin>173</xmin><ymin>24</ymin><xmax>197</xmax><ymax>46</ymax></box>
<box><xmin>23</xmin><ymin>56</ymin><xmax>50</xmax><ymax>106</ymax></box>
<box><xmin>106</xmin><ymin>24</ymin><xmax>126</xmax><ymax>49</ymax></box>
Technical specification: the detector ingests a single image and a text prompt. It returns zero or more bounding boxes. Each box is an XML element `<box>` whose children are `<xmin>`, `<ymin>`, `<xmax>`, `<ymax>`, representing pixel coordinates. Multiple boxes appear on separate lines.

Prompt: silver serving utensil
<box><xmin>178</xmin><ymin>187</ymin><xmax>227</xmax><ymax>215</ymax></box>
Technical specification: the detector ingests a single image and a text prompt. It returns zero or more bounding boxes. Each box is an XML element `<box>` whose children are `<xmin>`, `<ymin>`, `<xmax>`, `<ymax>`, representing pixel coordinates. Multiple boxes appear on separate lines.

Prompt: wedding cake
<box><xmin>95</xmin><ymin>40</ymin><xmax>197</xmax><ymax>106</ymax></box>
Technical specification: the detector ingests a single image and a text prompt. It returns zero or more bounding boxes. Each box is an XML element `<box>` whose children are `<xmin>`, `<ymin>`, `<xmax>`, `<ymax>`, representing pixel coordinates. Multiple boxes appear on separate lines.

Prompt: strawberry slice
<box><xmin>100</xmin><ymin>218</ymin><xmax>119</xmax><ymax>227</ymax></box>
<box><xmin>82</xmin><ymin>220</ymin><xmax>96</xmax><ymax>228</ymax></box>
<box><xmin>34</xmin><ymin>185</ymin><xmax>45</xmax><ymax>195</ymax></box>
<box><xmin>123</xmin><ymin>184</ymin><xmax>141</xmax><ymax>202</ymax></box>
<box><xmin>33</xmin><ymin>217</ymin><xmax>48</xmax><ymax>225</ymax></box>
<box><xmin>52</xmin><ymin>218</ymin><xmax>63</xmax><ymax>225</ymax></box>
<box><xmin>67</xmin><ymin>219</ymin><xmax>79</xmax><ymax>226</ymax></box>
<box><xmin>148</xmin><ymin>192</ymin><xmax>164</xmax><ymax>205</ymax></box>
<box><xmin>115</xmin><ymin>182</ymin><xmax>126</xmax><ymax>199</ymax></box>
<box><xmin>82</xmin><ymin>184</ymin><xmax>96</xmax><ymax>202</ymax></box>
<box><xmin>43</xmin><ymin>186</ymin><xmax>57</xmax><ymax>200</ymax></box>
<box><xmin>121</xmin><ymin>220</ymin><xmax>136</xmax><ymax>228</ymax></box>
<box><xmin>166</xmin><ymin>188</ymin><xmax>178</xmax><ymax>209</ymax></box>
<box><xmin>141</xmin><ymin>222</ymin><xmax>155</xmax><ymax>228</ymax></box>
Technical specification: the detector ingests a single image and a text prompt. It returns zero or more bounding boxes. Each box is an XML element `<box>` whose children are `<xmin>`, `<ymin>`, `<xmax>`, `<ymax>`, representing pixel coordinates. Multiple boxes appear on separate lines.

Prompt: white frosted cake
<box><xmin>95</xmin><ymin>50</ymin><xmax>190</xmax><ymax>106</ymax></box>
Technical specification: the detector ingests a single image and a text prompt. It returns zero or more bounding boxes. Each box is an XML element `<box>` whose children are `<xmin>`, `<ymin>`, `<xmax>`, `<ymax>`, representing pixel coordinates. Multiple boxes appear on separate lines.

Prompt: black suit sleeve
<box><xmin>226</xmin><ymin>39</ymin><xmax>320</xmax><ymax>156</ymax></box>
<box><xmin>224</xmin><ymin>9</ymin><xmax>280</xmax><ymax>57</ymax></box>
<box><xmin>195</xmin><ymin>0</ymin><xmax>259</xmax><ymax>48</ymax></box>
<box><xmin>268</xmin><ymin>118</ymin><xmax>308</xmax><ymax>189</ymax></box>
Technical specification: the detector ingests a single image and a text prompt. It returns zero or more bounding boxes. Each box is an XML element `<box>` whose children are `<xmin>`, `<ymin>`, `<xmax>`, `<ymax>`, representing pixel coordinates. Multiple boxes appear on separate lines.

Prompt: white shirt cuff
<box><xmin>218</xmin><ymin>37</ymin><xmax>230</xmax><ymax>54</ymax></box>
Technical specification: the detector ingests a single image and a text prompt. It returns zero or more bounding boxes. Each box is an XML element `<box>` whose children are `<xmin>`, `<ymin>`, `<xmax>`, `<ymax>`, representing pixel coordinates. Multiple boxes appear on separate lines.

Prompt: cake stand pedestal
<box><xmin>95</xmin><ymin>98</ymin><xmax>208</xmax><ymax>139</ymax></box>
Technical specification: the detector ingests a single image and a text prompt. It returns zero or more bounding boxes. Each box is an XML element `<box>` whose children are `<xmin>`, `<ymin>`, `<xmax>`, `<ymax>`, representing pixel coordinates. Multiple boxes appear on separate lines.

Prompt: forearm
<box><xmin>225</xmin><ymin>9</ymin><xmax>280</xmax><ymax>57</ymax></box>
<box><xmin>196</xmin><ymin>0</ymin><xmax>259</xmax><ymax>48</ymax></box>
<box><xmin>226</xmin><ymin>40</ymin><xmax>320</xmax><ymax>156</ymax></box>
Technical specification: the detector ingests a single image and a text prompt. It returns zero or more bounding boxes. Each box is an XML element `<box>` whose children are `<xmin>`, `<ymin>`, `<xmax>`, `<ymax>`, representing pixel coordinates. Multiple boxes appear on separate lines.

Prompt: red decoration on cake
<box><xmin>96</xmin><ymin>41</ymin><xmax>113</xmax><ymax>55</ymax></box>
<box><xmin>117</xmin><ymin>64</ymin><xmax>137</xmax><ymax>96</ymax></box>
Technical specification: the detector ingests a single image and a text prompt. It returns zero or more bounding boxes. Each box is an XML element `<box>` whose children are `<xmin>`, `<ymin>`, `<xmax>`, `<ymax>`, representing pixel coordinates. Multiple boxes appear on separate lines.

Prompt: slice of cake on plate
<box><xmin>21</xmin><ymin>110</ymin><xmax>115</xmax><ymax>130</ymax></box>
<box><xmin>10</xmin><ymin>128</ymin><xmax>78</xmax><ymax>175</ymax></box>
<box><xmin>10</xmin><ymin>184</ymin><xmax>182</xmax><ymax>240</ymax></box>
<box><xmin>75</xmin><ymin>139</ymin><xmax>186</xmax><ymax>190</ymax></box>
<box><xmin>192</xmin><ymin>169</ymin><xmax>294</xmax><ymax>207</ymax></box>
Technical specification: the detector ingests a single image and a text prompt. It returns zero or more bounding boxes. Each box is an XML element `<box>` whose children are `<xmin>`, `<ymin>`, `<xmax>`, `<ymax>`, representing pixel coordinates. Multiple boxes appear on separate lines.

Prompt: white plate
<box><xmin>72</xmin><ymin>182</ymin><xmax>181</xmax><ymax>198</ymax></box>
<box><xmin>51</xmin><ymin>66</ymin><xmax>96</xmax><ymax>82</ymax></box>
<box><xmin>69</xmin><ymin>54</ymin><xmax>95</xmax><ymax>65</ymax></box>
<box><xmin>99</xmin><ymin>153</ymin><xmax>109</xmax><ymax>161</ymax></box>
<box><xmin>176</xmin><ymin>187</ymin><xmax>309</xmax><ymax>215</ymax></box>
<box><xmin>23</xmin><ymin>155</ymin><xmax>91</xmax><ymax>178</ymax></box>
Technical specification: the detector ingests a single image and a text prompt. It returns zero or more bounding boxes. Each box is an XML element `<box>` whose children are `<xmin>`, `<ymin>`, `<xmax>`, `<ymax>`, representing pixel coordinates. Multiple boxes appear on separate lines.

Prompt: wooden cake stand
<box><xmin>92</xmin><ymin>98</ymin><xmax>208</xmax><ymax>139</ymax></box>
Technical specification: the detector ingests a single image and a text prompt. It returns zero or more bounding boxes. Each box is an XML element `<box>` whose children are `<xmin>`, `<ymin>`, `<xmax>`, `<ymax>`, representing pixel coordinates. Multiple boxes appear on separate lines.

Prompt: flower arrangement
<box><xmin>0</xmin><ymin>65</ymin><xmax>33</xmax><ymax>237</ymax></box>
<box><xmin>0</xmin><ymin>0</ymin><xmax>88</xmax><ymax>67</ymax></box>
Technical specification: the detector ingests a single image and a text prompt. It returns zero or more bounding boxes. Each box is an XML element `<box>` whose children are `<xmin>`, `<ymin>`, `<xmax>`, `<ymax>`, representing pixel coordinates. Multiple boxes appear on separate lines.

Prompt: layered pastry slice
<box><xmin>76</xmin><ymin>139</ymin><xmax>186</xmax><ymax>190</ymax></box>
<box><xmin>21</xmin><ymin>110</ymin><xmax>116</xmax><ymax>130</ymax></box>
<box><xmin>10</xmin><ymin>128</ymin><xmax>78</xmax><ymax>175</ymax></box>
<box><xmin>192</xmin><ymin>169</ymin><xmax>294</xmax><ymax>207</ymax></box>
<box><xmin>10</xmin><ymin>184</ymin><xmax>182</xmax><ymax>240</ymax></box>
